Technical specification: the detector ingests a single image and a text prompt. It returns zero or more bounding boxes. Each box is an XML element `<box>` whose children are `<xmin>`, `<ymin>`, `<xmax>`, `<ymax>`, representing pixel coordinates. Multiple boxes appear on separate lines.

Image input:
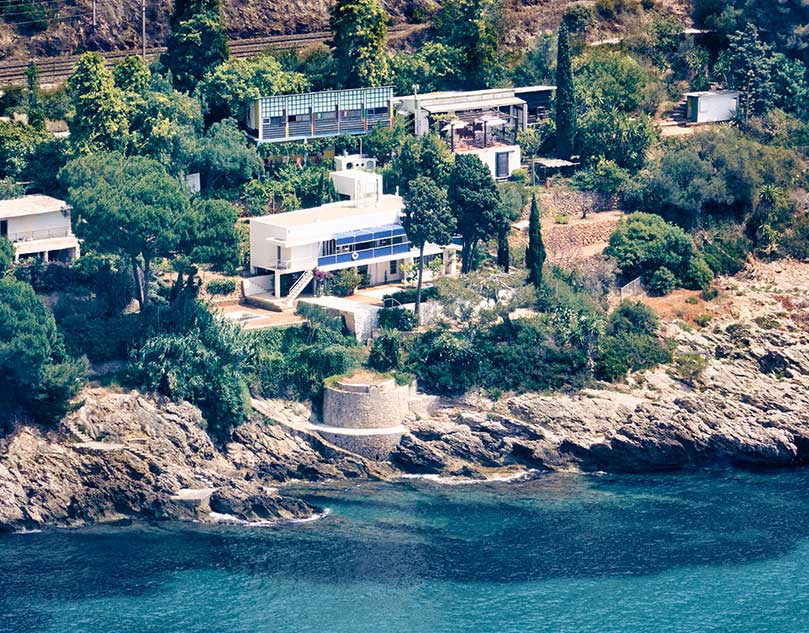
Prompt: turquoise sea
<box><xmin>3</xmin><ymin>470</ymin><xmax>809</xmax><ymax>632</ymax></box>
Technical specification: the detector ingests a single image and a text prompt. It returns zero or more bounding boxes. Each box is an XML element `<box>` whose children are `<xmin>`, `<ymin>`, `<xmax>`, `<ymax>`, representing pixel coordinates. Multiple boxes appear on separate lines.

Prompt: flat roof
<box><xmin>534</xmin><ymin>158</ymin><xmax>579</xmax><ymax>168</ymax></box>
<box><xmin>684</xmin><ymin>90</ymin><xmax>740</xmax><ymax>97</ymax></box>
<box><xmin>512</xmin><ymin>85</ymin><xmax>556</xmax><ymax>94</ymax></box>
<box><xmin>0</xmin><ymin>195</ymin><xmax>69</xmax><ymax>219</ymax></box>
<box><xmin>422</xmin><ymin>96</ymin><xmax>526</xmax><ymax>114</ymax></box>
<box><xmin>251</xmin><ymin>195</ymin><xmax>403</xmax><ymax>229</ymax></box>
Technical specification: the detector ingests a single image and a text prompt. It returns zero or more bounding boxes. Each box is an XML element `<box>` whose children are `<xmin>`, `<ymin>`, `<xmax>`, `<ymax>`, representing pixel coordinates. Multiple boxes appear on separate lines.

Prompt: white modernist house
<box><xmin>250</xmin><ymin>169</ymin><xmax>456</xmax><ymax>301</ymax></box>
<box><xmin>685</xmin><ymin>90</ymin><xmax>740</xmax><ymax>123</ymax></box>
<box><xmin>0</xmin><ymin>195</ymin><xmax>80</xmax><ymax>262</ymax></box>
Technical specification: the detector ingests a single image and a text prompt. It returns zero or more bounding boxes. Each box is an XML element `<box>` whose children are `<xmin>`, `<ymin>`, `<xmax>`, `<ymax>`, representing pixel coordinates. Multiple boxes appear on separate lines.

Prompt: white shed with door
<box><xmin>685</xmin><ymin>90</ymin><xmax>740</xmax><ymax>123</ymax></box>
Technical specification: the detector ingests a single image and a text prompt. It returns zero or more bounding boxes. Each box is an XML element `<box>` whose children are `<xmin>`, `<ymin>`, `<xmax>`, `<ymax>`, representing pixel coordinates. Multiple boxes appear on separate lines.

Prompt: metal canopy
<box><xmin>441</xmin><ymin>119</ymin><xmax>468</xmax><ymax>132</ymax></box>
<box><xmin>421</xmin><ymin>96</ymin><xmax>526</xmax><ymax>114</ymax></box>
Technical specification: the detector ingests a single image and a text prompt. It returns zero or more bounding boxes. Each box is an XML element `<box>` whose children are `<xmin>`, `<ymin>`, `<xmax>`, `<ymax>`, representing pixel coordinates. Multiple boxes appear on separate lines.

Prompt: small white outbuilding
<box><xmin>685</xmin><ymin>90</ymin><xmax>740</xmax><ymax>123</ymax></box>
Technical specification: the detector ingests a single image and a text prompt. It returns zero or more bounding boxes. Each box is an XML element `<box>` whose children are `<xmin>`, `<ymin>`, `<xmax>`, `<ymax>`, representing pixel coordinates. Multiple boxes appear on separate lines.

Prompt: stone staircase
<box><xmin>63</xmin><ymin>418</ymin><xmax>93</xmax><ymax>443</ymax></box>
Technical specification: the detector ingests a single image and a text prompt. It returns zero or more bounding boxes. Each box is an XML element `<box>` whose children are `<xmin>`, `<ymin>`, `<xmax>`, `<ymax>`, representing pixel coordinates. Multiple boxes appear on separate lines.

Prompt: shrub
<box><xmin>700</xmin><ymin>286</ymin><xmax>719</xmax><ymax>301</ymax></box>
<box><xmin>383</xmin><ymin>285</ymin><xmax>438</xmax><ymax>307</ymax></box>
<box><xmin>207</xmin><ymin>277</ymin><xmax>237</xmax><ymax>295</ymax></box>
<box><xmin>408</xmin><ymin>329</ymin><xmax>480</xmax><ymax>395</ymax></box>
<box><xmin>368</xmin><ymin>329</ymin><xmax>405</xmax><ymax>371</ymax></box>
<box><xmin>476</xmin><ymin>318</ymin><xmax>590</xmax><ymax>392</ymax></box>
<box><xmin>377</xmin><ymin>307</ymin><xmax>418</xmax><ymax>331</ymax></box>
<box><xmin>682</xmin><ymin>255</ymin><xmax>713</xmax><ymax>291</ymax></box>
<box><xmin>332</xmin><ymin>268</ymin><xmax>361</xmax><ymax>296</ymax></box>
<box><xmin>671</xmin><ymin>353</ymin><xmax>708</xmax><ymax>385</ymax></box>
<box><xmin>605</xmin><ymin>212</ymin><xmax>712</xmax><ymax>289</ymax></box>
<box><xmin>570</xmin><ymin>158</ymin><xmax>631</xmax><ymax>196</ymax></box>
<box><xmin>59</xmin><ymin>311</ymin><xmax>145</xmax><ymax>362</ymax></box>
<box><xmin>647</xmin><ymin>267</ymin><xmax>677</xmax><ymax>296</ymax></box>
<box><xmin>509</xmin><ymin>168</ymin><xmax>528</xmax><ymax>184</ymax></box>
<box><xmin>596</xmin><ymin>0</ymin><xmax>616</xmax><ymax>18</ymax></box>
<box><xmin>694</xmin><ymin>314</ymin><xmax>712</xmax><ymax>327</ymax></box>
<box><xmin>701</xmin><ymin>230</ymin><xmax>750</xmax><ymax>276</ymax></box>
<box><xmin>595</xmin><ymin>300</ymin><xmax>671</xmax><ymax>381</ymax></box>
<box><xmin>563</xmin><ymin>3</ymin><xmax>594</xmax><ymax>32</ymax></box>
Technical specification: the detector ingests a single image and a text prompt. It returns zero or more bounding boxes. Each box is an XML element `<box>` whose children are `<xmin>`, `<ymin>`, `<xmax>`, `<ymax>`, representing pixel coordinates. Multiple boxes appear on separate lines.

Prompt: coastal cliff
<box><xmin>1</xmin><ymin>262</ymin><xmax>807</xmax><ymax>531</ymax></box>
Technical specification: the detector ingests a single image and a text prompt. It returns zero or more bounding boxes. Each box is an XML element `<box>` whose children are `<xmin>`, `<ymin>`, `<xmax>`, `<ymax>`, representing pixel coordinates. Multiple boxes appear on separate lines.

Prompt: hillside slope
<box><xmin>0</xmin><ymin>0</ymin><xmax>691</xmax><ymax>61</ymax></box>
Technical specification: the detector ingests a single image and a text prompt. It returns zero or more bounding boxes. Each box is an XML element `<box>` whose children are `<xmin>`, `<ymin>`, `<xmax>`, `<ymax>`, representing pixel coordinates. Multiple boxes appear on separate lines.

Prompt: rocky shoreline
<box><xmin>1</xmin><ymin>263</ymin><xmax>808</xmax><ymax>532</ymax></box>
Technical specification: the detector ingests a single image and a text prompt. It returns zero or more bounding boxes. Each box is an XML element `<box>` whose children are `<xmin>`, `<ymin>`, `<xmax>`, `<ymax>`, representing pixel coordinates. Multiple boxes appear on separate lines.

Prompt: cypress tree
<box><xmin>555</xmin><ymin>20</ymin><xmax>576</xmax><ymax>160</ymax></box>
<box><xmin>26</xmin><ymin>63</ymin><xmax>45</xmax><ymax>131</ymax></box>
<box><xmin>525</xmin><ymin>194</ymin><xmax>545</xmax><ymax>287</ymax></box>
<box><xmin>497</xmin><ymin>227</ymin><xmax>510</xmax><ymax>272</ymax></box>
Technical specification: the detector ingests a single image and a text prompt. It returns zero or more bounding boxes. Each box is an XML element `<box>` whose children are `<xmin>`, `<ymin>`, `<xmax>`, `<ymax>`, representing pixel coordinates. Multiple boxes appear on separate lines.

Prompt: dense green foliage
<box><xmin>250</xmin><ymin>305</ymin><xmax>360</xmax><ymax>402</ymax></box>
<box><xmin>432</xmin><ymin>0</ymin><xmax>501</xmax><ymax>88</ymax></box>
<box><xmin>402</xmin><ymin>176</ymin><xmax>455</xmax><ymax>314</ymax></box>
<box><xmin>0</xmin><ymin>277</ymin><xmax>87</xmax><ymax>426</ymax></box>
<box><xmin>206</xmin><ymin>278</ymin><xmax>237</xmax><ymax>295</ymax></box>
<box><xmin>377</xmin><ymin>307</ymin><xmax>418</xmax><ymax>331</ymax></box>
<box><xmin>448</xmin><ymin>154</ymin><xmax>505</xmax><ymax>273</ymax></box>
<box><xmin>625</xmin><ymin>128</ymin><xmax>803</xmax><ymax>229</ymax></box>
<box><xmin>605</xmin><ymin>212</ymin><xmax>713</xmax><ymax>293</ymax></box>
<box><xmin>198</xmin><ymin>55</ymin><xmax>307</xmax><ymax>124</ymax></box>
<box><xmin>162</xmin><ymin>0</ymin><xmax>229</xmax><ymax>93</ymax></box>
<box><xmin>26</xmin><ymin>63</ymin><xmax>45</xmax><ymax>131</ymax></box>
<box><xmin>555</xmin><ymin>21</ymin><xmax>577</xmax><ymax>159</ymax></box>
<box><xmin>526</xmin><ymin>195</ymin><xmax>546</xmax><ymax>288</ymax></box>
<box><xmin>66</xmin><ymin>53</ymin><xmax>130</xmax><ymax>154</ymax></box>
<box><xmin>129</xmin><ymin>294</ymin><xmax>249</xmax><ymax>438</ymax></box>
<box><xmin>329</xmin><ymin>0</ymin><xmax>390</xmax><ymax>88</ymax></box>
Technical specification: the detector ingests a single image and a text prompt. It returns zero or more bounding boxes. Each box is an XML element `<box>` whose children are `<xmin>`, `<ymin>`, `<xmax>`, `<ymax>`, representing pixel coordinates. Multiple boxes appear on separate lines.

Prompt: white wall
<box><xmin>4</xmin><ymin>210</ymin><xmax>71</xmax><ymax>242</ymax></box>
<box><xmin>696</xmin><ymin>95</ymin><xmax>738</xmax><ymax>123</ymax></box>
<box><xmin>461</xmin><ymin>145</ymin><xmax>521</xmax><ymax>180</ymax></box>
<box><xmin>331</xmin><ymin>170</ymin><xmax>383</xmax><ymax>200</ymax></box>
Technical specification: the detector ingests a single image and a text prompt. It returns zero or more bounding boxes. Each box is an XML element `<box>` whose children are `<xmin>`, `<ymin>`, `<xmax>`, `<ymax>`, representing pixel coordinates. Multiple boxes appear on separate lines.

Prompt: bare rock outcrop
<box><xmin>0</xmin><ymin>390</ymin><xmax>387</xmax><ymax>531</ymax></box>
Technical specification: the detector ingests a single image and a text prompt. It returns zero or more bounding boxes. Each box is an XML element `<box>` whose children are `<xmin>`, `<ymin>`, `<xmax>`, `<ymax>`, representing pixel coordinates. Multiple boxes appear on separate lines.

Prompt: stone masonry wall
<box><xmin>322</xmin><ymin>378</ymin><xmax>411</xmax><ymax>430</ymax></box>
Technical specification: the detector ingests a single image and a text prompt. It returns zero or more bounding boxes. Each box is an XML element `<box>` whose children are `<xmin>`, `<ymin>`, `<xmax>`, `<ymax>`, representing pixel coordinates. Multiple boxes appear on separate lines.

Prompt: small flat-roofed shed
<box><xmin>684</xmin><ymin>90</ymin><xmax>740</xmax><ymax>123</ymax></box>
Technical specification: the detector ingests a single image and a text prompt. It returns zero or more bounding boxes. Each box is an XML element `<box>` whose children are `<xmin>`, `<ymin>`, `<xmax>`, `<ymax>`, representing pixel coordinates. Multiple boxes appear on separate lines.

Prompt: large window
<box><xmin>320</xmin><ymin>240</ymin><xmax>335</xmax><ymax>256</ymax></box>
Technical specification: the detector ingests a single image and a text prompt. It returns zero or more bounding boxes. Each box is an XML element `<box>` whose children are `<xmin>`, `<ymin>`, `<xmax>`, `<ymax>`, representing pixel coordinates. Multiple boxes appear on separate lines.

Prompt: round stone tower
<box><xmin>314</xmin><ymin>371</ymin><xmax>410</xmax><ymax>460</ymax></box>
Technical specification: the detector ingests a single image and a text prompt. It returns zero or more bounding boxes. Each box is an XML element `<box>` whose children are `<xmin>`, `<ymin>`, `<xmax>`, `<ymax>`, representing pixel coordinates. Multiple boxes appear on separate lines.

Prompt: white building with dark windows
<box><xmin>0</xmin><ymin>195</ymin><xmax>80</xmax><ymax>262</ymax></box>
<box><xmin>249</xmin><ymin>170</ymin><xmax>456</xmax><ymax>302</ymax></box>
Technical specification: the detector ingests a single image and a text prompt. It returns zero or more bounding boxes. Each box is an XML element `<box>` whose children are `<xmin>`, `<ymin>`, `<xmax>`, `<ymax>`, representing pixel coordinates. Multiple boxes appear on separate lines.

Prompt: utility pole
<box><xmin>141</xmin><ymin>0</ymin><xmax>146</xmax><ymax>59</ymax></box>
<box><xmin>92</xmin><ymin>0</ymin><xmax>96</xmax><ymax>29</ymax></box>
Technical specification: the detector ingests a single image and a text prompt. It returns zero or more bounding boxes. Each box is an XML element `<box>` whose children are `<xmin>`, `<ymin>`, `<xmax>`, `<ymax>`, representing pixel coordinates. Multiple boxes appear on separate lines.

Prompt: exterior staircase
<box><xmin>63</xmin><ymin>418</ymin><xmax>93</xmax><ymax>443</ymax></box>
<box><xmin>282</xmin><ymin>270</ymin><xmax>314</xmax><ymax>308</ymax></box>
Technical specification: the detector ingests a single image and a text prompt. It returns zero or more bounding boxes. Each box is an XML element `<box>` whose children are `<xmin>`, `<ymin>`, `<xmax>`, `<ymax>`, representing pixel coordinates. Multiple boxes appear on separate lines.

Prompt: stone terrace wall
<box><xmin>543</xmin><ymin>216</ymin><xmax>621</xmax><ymax>256</ymax></box>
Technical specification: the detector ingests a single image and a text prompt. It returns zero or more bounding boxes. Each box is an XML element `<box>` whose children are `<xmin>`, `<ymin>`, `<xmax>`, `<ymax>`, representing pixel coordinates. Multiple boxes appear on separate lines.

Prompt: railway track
<box><xmin>0</xmin><ymin>30</ymin><xmax>334</xmax><ymax>86</ymax></box>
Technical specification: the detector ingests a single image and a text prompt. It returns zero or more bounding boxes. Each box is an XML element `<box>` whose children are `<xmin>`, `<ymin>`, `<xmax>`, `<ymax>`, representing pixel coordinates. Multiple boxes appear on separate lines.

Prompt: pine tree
<box><xmin>402</xmin><ymin>176</ymin><xmax>456</xmax><ymax>316</ymax></box>
<box><xmin>525</xmin><ymin>194</ymin><xmax>545</xmax><ymax>287</ymax></box>
<box><xmin>329</xmin><ymin>0</ymin><xmax>390</xmax><ymax>88</ymax></box>
<box><xmin>448</xmin><ymin>154</ymin><xmax>505</xmax><ymax>273</ymax></box>
<box><xmin>26</xmin><ymin>63</ymin><xmax>46</xmax><ymax>131</ymax></box>
<box><xmin>555</xmin><ymin>20</ymin><xmax>576</xmax><ymax>159</ymax></box>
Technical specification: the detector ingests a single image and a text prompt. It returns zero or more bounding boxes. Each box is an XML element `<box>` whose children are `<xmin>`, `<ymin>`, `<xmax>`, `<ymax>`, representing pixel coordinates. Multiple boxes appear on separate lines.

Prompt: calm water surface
<box><xmin>3</xmin><ymin>470</ymin><xmax>809</xmax><ymax>632</ymax></box>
